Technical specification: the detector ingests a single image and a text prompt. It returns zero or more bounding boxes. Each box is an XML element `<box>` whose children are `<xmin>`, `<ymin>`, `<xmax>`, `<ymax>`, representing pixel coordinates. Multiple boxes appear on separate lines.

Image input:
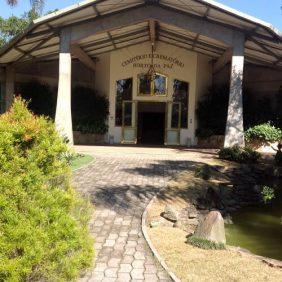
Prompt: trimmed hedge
<box><xmin>218</xmin><ymin>146</ymin><xmax>261</xmax><ymax>163</ymax></box>
<box><xmin>0</xmin><ymin>98</ymin><xmax>93</xmax><ymax>281</ymax></box>
<box><xmin>245</xmin><ymin>123</ymin><xmax>282</xmax><ymax>143</ymax></box>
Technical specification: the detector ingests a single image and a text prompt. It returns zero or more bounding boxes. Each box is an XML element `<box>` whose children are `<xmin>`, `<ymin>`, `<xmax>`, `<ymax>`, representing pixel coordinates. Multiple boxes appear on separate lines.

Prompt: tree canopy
<box><xmin>0</xmin><ymin>10</ymin><xmax>38</xmax><ymax>48</ymax></box>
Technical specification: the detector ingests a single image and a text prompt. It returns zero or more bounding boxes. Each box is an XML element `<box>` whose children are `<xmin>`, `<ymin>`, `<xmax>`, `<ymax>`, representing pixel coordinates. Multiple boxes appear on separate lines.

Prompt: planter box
<box><xmin>247</xmin><ymin>140</ymin><xmax>280</xmax><ymax>154</ymax></box>
<box><xmin>197</xmin><ymin>135</ymin><xmax>224</xmax><ymax>149</ymax></box>
<box><xmin>73</xmin><ymin>131</ymin><xmax>107</xmax><ymax>145</ymax></box>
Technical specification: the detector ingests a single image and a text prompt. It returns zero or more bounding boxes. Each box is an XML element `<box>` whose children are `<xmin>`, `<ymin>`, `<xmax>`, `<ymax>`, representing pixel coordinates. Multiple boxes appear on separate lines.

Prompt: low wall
<box><xmin>73</xmin><ymin>131</ymin><xmax>107</xmax><ymax>145</ymax></box>
<box><xmin>197</xmin><ymin>135</ymin><xmax>224</xmax><ymax>149</ymax></box>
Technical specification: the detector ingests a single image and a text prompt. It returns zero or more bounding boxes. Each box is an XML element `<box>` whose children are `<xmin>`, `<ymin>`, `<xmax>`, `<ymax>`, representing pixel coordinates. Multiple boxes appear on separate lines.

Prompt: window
<box><xmin>154</xmin><ymin>74</ymin><xmax>167</xmax><ymax>95</ymax></box>
<box><xmin>138</xmin><ymin>73</ymin><xmax>167</xmax><ymax>96</ymax></box>
<box><xmin>173</xmin><ymin>79</ymin><xmax>189</xmax><ymax>128</ymax></box>
<box><xmin>115</xmin><ymin>78</ymin><xmax>133</xmax><ymax>126</ymax></box>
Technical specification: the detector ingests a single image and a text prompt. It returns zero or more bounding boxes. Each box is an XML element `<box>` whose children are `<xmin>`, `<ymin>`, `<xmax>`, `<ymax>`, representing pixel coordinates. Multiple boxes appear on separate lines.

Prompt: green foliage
<box><xmin>196</xmin><ymin>85</ymin><xmax>229</xmax><ymax>138</ymax></box>
<box><xmin>0</xmin><ymin>98</ymin><xmax>93</xmax><ymax>281</ymax></box>
<box><xmin>196</xmin><ymin>85</ymin><xmax>282</xmax><ymax>139</ymax></box>
<box><xmin>0</xmin><ymin>10</ymin><xmax>38</xmax><ymax>47</ymax></box>
<box><xmin>186</xmin><ymin>236</ymin><xmax>225</xmax><ymax>250</ymax></box>
<box><xmin>18</xmin><ymin>80</ymin><xmax>56</xmax><ymax>118</ymax></box>
<box><xmin>261</xmin><ymin>186</ymin><xmax>275</xmax><ymax>204</ymax></box>
<box><xmin>218</xmin><ymin>146</ymin><xmax>261</xmax><ymax>163</ymax></box>
<box><xmin>72</xmin><ymin>86</ymin><xmax>109</xmax><ymax>135</ymax></box>
<box><xmin>195</xmin><ymin>164</ymin><xmax>211</xmax><ymax>180</ymax></box>
<box><xmin>73</xmin><ymin>121</ymin><xmax>108</xmax><ymax>135</ymax></box>
<box><xmin>245</xmin><ymin>123</ymin><xmax>282</xmax><ymax>143</ymax></box>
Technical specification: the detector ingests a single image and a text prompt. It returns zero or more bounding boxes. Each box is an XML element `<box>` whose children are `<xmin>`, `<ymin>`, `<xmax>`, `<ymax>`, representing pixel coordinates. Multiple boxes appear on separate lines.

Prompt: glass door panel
<box><xmin>122</xmin><ymin>101</ymin><xmax>137</xmax><ymax>144</ymax></box>
<box><xmin>165</xmin><ymin>102</ymin><xmax>181</xmax><ymax>145</ymax></box>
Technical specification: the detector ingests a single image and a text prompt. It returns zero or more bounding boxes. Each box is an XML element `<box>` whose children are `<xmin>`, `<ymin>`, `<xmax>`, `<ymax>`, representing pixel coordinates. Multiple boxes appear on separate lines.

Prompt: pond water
<box><xmin>225</xmin><ymin>182</ymin><xmax>282</xmax><ymax>261</ymax></box>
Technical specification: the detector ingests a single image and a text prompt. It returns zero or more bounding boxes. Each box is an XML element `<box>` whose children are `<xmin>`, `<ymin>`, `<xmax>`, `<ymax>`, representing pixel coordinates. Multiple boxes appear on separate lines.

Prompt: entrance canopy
<box><xmin>0</xmin><ymin>0</ymin><xmax>281</xmax><ymax>68</ymax></box>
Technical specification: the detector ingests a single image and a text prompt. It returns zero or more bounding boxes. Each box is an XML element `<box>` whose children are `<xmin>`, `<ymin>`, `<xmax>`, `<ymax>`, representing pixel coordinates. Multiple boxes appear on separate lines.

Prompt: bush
<box><xmin>18</xmin><ymin>80</ymin><xmax>56</xmax><ymax>118</ymax></box>
<box><xmin>186</xmin><ymin>236</ymin><xmax>225</xmax><ymax>250</ymax></box>
<box><xmin>72</xmin><ymin>86</ymin><xmax>109</xmax><ymax>134</ymax></box>
<box><xmin>245</xmin><ymin>123</ymin><xmax>282</xmax><ymax>143</ymax></box>
<box><xmin>218</xmin><ymin>146</ymin><xmax>261</xmax><ymax>163</ymax></box>
<box><xmin>0</xmin><ymin>98</ymin><xmax>93</xmax><ymax>281</ymax></box>
<box><xmin>196</xmin><ymin>85</ymin><xmax>229</xmax><ymax>138</ymax></box>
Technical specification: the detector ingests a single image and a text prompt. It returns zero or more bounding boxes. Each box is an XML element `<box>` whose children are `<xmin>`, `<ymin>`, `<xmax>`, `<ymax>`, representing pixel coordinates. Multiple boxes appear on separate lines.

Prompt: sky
<box><xmin>1</xmin><ymin>0</ymin><xmax>282</xmax><ymax>31</ymax></box>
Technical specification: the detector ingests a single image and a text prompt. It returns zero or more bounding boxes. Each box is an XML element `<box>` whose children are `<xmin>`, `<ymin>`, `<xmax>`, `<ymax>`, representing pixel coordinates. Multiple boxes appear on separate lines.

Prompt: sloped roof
<box><xmin>0</xmin><ymin>0</ymin><xmax>281</xmax><ymax>68</ymax></box>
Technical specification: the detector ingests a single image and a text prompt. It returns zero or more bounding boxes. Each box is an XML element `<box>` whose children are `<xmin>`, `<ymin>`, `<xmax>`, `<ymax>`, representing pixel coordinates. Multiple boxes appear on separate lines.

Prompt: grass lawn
<box><xmin>148</xmin><ymin>226</ymin><xmax>282</xmax><ymax>282</ymax></box>
<box><xmin>71</xmin><ymin>154</ymin><xmax>94</xmax><ymax>170</ymax></box>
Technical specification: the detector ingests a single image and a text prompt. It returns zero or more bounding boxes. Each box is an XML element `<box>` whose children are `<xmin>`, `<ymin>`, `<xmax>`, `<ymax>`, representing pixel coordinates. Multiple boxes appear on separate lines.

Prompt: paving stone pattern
<box><xmin>73</xmin><ymin>151</ymin><xmax>207</xmax><ymax>281</ymax></box>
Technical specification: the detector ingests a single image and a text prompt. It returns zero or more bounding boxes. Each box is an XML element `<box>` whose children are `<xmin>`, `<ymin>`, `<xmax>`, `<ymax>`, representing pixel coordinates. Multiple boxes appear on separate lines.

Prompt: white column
<box><xmin>55</xmin><ymin>28</ymin><xmax>73</xmax><ymax>145</ymax></box>
<box><xmin>224</xmin><ymin>35</ymin><xmax>245</xmax><ymax>148</ymax></box>
<box><xmin>5</xmin><ymin>66</ymin><xmax>15</xmax><ymax>111</ymax></box>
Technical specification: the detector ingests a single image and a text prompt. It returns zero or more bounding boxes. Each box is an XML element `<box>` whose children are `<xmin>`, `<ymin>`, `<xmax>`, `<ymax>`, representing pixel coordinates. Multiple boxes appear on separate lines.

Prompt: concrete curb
<box><xmin>141</xmin><ymin>195</ymin><xmax>181</xmax><ymax>282</ymax></box>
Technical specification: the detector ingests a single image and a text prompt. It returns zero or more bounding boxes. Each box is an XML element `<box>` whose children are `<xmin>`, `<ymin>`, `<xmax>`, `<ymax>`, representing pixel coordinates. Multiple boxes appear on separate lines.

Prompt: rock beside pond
<box><xmin>194</xmin><ymin>211</ymin><xmax>226</xmax><ymax>244</ymax></box>
<box><xmin>162</xmin><ymin>205</ymin><xmax>178</xmax><ymax>222</ymax></box>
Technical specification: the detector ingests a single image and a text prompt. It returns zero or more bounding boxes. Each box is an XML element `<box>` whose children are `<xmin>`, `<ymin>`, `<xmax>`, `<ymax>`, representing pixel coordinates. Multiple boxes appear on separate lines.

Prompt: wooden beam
<box><xmin>149</xmin><ymin>20</ymin><xmax>156</xmax><ymax>50</ymax></box>
<box><xmin>69</xmin><ymin>5</ymin><xmax>243</xmax><ymax>46</ymax></box>
<box><xmin>250</xmin><ymin>37</ymin><xmax>280</xmax><ymax>60</ymax></box>
<box><xmin>213</xmin><ymin>47</ymin><xmax>233</xmax><ymax>74</ymax></box>
<box><xmin>70</xmin><ymin>44</ymin><xmax>96</xmax><ymax>71</ymax></box>
<box><xmin>12</xmin><ymin>34</ymin><xmax>56</xmax><ymax>66</ymax></box>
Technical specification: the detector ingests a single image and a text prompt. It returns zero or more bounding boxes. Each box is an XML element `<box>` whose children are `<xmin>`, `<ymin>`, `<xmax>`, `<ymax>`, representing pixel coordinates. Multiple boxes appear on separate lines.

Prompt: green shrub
<box><xmin>218</xmin><ymin>146</ymin><xmax>261</xmax><ymax>163</ymax></box>
<box><xmin>18</xmin><ymin>80</ymin><xmax>56</xmax><ymax>118</ymax></box>
<box><xmin>0</xmin><ymin>98</ymin><xmax>93</xmax><ymax>281</ymax></box>
<box><xmin>72</xmin><ymin>86</ymin><xmax>109</xmax><ymax>134</ymax></box>
<box><xmin>186</xmin><ymin>236</ymin><xmax>225</xmax><ymax>250</ymax></box>
<box><xmin>245</xmin><ymin>123</ymin><xmax>282</xmax><ymax>143</ymax></box>
<box><xmin>261</xmin><ymin>186</ymin><xmax>275</xmax><ymax>204</ymax></box>
<box><xmin>196</xmin><ymin>85</ymin><xmax>229</xmax><ymax>138</ymax></box>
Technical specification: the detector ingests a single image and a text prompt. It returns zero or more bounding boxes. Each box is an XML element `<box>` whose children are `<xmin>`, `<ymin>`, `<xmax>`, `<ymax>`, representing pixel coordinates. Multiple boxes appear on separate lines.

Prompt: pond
<box><xmin>226</xmin><ymin>182</ymin><xmax>282</xmax><ymax>261</ymax></box>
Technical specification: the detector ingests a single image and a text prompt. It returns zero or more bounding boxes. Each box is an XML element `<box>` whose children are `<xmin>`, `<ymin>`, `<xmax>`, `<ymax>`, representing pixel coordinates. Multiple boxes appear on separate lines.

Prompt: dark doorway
<box><xmin>137</xmin><ymin>102</ymin><xmax>166</xmax><ymax>145</ymax></box>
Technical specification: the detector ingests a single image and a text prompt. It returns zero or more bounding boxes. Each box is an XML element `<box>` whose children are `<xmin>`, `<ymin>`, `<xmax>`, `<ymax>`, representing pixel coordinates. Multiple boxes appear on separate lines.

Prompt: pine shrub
<box><xmin>0</xmin><ymin>98</ymin><xmax>93</xmax><ymax>281</ymax></box>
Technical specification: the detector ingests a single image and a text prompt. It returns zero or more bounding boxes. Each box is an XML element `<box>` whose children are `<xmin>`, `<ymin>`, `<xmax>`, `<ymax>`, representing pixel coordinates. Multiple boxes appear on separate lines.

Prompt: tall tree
<box><xmin>0</xmin><ymin>10</ymin><xmax>38</xmax><ymax>47</ymax></box>
<box><xmin>6</xmin><ymin>0</ymin><xmax>44</xmax><ymax>14</ymax></box>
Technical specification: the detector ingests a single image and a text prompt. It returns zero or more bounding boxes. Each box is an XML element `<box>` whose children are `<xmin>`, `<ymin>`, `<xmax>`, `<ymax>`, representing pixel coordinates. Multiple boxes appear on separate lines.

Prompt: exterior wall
<box><xmin>95</xmin><ymin>53</ymin><xmax>111</xmax><ymax>98</ymax></box>
<box><xmin>108</xmin><ymin>41</ymin><xmax>210</xmax><ymax>145</ymax></box>
<box><xmin>14</xmin><ymin>60</ymin><xmax>95</xmax><ymax>89</ymax></box>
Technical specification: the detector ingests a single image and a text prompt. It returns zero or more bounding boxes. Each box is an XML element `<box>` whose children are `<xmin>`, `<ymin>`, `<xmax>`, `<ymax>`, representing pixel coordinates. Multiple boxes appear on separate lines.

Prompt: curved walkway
<box><xmin>73</xmin><ymin>146</ymin><xmax>216</xmax><ymax>282</ymax></box>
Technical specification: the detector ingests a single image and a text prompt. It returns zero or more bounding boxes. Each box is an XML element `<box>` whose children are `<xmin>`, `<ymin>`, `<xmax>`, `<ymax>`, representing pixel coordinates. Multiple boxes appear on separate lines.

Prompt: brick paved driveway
<box><xmin>73</xmin><ymin>146</ymin><xmax>216</xmax><ymax>282</ymax></box>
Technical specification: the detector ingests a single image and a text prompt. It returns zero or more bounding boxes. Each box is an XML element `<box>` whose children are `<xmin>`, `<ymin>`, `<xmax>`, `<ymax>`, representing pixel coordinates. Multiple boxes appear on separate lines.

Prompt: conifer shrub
<box><xmin>218</xmin><ymin>146</ymin><xmax>261</xmax><ymax>163</ymax></box>
<box><xmin>0</xmin><ymin>98</ymin><xmax>93</xmax><ymax>281</ymax></box>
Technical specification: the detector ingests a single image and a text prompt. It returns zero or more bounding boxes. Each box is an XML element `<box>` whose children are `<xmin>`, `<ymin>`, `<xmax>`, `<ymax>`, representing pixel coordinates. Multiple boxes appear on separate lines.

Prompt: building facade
<box><xmin>0</xmin><ymin>0</ymin><xmax>281</xmax><ymax>147</ymax></box>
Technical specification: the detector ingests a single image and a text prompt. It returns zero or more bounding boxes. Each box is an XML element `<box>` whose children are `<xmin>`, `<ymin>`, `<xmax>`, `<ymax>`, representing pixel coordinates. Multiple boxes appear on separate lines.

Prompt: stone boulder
<box><xmin>162</xmin><ymin>205</ymin><xmax>178</xmax><ymax>222</ymax></box>
<box><xmin>194</xmin><ymin>211</ymin><xmax>226</xmax><ymax>244</ymax></box>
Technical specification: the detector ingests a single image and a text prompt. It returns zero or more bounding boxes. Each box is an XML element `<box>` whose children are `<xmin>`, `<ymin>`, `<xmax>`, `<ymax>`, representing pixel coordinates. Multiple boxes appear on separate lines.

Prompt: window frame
<box><xmin>137</xmin><ymin>72</ymin><xmax>168</xmax><ymax>97</ymax></box>
<box><xmin>115</xmin><ymin>77</ymin><xmax>133</xmax><ymax>127</ymax></box>
<box><xmin>172</xmin><ymin>78</ymin><xmax>189</xmax><ymax>129</ymax></box>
